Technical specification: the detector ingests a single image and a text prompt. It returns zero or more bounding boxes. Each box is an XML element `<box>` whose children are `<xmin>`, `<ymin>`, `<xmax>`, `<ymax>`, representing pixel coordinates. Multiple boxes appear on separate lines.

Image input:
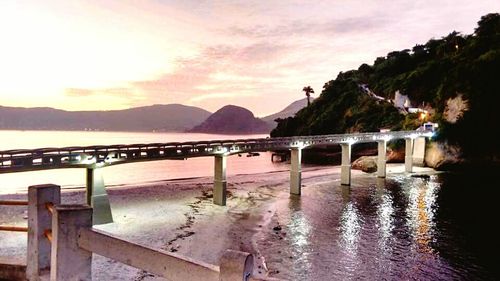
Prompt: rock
<box><xmin>425</xmin><ymin>141</ymin><xmax>463</xmax><ymax>170</ymax></box>
<box><xmin>352</xmin><ymin>156</ymin><xmax>377</xmax><ymax>173</ymax></box>
<box><xmin>272</xmin><ymin>225</ymin><xmax>282</xmax><ymax>231</ymax></box>
<box><xmin>387</xmin><ymin>147</ymin><xmax>405</xmax><ymax>163</ymax></box>
<box><xmin>411</xmin><ymin>174</ymin><xmax>431</xmax><ymax>179</ymax></box>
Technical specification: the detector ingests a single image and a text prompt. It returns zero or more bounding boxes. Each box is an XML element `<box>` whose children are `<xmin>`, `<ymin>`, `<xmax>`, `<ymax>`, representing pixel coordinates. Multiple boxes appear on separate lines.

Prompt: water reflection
<box><xmin>339</xmin><ymin>186</ymin><xmax>361</xmax><ymax>251</ymax></box>
<box><xmin>406</xmin><ymin>178</ymin><xmax>439</xmax><ymax>255</ymax></box>
<box><xmin>339</xmin><ymin>202</ymin><xmax>361</xmax><ymax>250</ymax></box>
<box><xmin>375</xmin><ymin>179</ymin><xmax>395</xmax><ymax>249</ymax></box>
<box><xmin>286</xmin><ymin>198</ymin><xmax>312</xmax><ymax>277</ymax></box>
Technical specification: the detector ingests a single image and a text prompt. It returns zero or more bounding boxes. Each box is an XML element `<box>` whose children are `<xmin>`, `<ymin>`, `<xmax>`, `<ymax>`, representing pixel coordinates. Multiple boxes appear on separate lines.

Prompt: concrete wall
<box><xmin>0</xmin><ymin>257</ymin><xmax>26</xmax><ymax>281</ymax></box>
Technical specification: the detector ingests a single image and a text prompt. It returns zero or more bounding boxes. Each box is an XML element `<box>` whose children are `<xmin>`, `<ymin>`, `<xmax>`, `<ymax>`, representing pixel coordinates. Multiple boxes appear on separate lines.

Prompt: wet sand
<box><xmin>0</xmin><ymin>164</ymin><xmax>435</xmax><ymax>280</ymax></box>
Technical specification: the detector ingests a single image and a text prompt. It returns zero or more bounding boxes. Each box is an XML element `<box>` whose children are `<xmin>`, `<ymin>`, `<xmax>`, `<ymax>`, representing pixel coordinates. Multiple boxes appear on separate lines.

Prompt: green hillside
<box><xmin>271</xmin><ymin>13</ymin><xmax>500</xmax><ymax>162</ymax></box>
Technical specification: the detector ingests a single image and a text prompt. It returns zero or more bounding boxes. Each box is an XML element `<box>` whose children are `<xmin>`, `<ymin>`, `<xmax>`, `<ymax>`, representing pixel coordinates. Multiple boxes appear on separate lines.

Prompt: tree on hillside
<box><xmin>475</xmin><ymin>13</ymin><xmax>500</xmax><ymax>37</ymax></box>
<box><xmin>303</xmin><ymin>86</ymin><xmax>314</xmax><ymax>106</ymax></box>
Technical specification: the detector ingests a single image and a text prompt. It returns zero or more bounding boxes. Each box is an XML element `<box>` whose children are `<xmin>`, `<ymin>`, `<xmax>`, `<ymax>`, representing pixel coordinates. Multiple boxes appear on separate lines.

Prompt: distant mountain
<box><xmin>0</xmin><ymin>104</ymin><xmax>211</xmax><ymax>132</ymax></box>
<box><xmin>189</xmin><ymin>105</ymin><xmax>272</xmax><ymax>134</ymax></box>
<box><xmin>262</xmin><ymin>97</ymin><xmax>312</xmax><ymax>124</ymax></box>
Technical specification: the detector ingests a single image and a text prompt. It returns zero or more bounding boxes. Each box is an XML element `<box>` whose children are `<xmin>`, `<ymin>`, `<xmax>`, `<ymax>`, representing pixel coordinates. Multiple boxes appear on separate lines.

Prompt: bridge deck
<box><xmin>0</xmin><ymin>130</ymin><xmax>432</xmax><ymax>173</ymax></box>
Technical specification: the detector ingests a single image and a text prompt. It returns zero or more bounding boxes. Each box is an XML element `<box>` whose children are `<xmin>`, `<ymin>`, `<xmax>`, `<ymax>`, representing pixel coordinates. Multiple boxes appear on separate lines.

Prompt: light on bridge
<box><xmin>383</xmin><ymin>135</ymin><xmax>393</xmax><ymax>142</ymax></box>
<box><xmin>347</xmin><ymin>138</ymin><xmax>357</xmax><ymax>145</ymax></box>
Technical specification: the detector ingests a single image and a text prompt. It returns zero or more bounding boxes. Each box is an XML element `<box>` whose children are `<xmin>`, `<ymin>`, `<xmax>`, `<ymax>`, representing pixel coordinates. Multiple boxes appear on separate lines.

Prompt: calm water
<box><xmin>260</xmin><ymin>172</ymin><xmax>499</xmax><ymax>280</ymax></box>
<box><xmin>0</xmin><ymin>130</ymin><xmax>289</xmax><ymax>194</ymax></box>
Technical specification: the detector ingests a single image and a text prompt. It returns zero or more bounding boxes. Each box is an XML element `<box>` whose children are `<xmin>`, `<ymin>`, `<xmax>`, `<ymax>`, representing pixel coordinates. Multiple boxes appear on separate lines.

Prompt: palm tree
<box><xmin>303</xmin><ymin>86</ymin><xmax>314</xmax><ymax>106</ymax></box>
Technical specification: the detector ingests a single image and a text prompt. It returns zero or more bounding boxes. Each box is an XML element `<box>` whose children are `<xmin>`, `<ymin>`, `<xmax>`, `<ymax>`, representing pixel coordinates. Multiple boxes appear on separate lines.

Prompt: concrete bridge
<box><xmin>0</xmin><ymin>130</ymin><xmax>432</xmax><ymax>224</ymax></box>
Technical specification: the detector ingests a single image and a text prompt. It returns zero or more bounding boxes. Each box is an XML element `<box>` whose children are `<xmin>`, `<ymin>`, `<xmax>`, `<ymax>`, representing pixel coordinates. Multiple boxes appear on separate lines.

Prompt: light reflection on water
<box><xmin>338</xmin><ymin>186</ymin><xmax>360</xmax><ymax>254</ymax></box>
<box><xmin>339</xmin><ymin>202</ymin><xmax>361</xmax><ymax>250</ymax></box>
<box><xmin>286</xmin><ymin>203</ymin><xmax>312</xmax><ymax>277</ymax></box>
<box><xmin>337</xmin><ymin>190</ymin><xmax>363</xmax><ymax>280</ymax></box>
<box><xmin>376</xmin><ymin>180</ymin><xmax>395</xmax><ymax>250</ymax></box>
<box><xmin>405</xmin><ymin>178</ymin><xmax>438</xmax><ymax>255</ymax></box>
<box><xmin>259</xmin><ymin>173</ymin><xmax>495</xmax><ymax>280</ymax></box>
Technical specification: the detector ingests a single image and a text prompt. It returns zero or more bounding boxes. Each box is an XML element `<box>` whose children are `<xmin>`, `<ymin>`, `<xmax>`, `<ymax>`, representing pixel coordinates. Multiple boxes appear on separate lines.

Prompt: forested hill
<box><xmin>271</xmin><ymin>13</ymin><xmax>500</xmax><ymax>161</ymax></box>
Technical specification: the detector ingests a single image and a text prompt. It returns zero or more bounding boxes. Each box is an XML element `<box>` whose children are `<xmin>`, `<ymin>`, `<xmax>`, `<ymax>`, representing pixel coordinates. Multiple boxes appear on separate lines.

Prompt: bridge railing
<box><xmin>0</xmin><ymin>200</ymin><xmax>29</xmax><ymax>233</ymax></box>
<box><xmin>0</xmin><ymin>130</ymin><xmax>433</xmax><ymax>173</ymax></box>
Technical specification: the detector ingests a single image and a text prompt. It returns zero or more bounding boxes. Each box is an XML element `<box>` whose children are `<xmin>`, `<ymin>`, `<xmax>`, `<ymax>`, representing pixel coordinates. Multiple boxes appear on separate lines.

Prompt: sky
<box><xmin>0</xmin><ymin>1</ymin><xmax>498</xmax><ymax>116</ymax></box>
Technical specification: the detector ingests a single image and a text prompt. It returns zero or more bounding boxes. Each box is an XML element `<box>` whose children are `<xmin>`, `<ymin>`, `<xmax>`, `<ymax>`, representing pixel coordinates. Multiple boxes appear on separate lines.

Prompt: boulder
<box><xmin>352</xmin><ymin>156</ymin><xmax>377</xmax><ymax>173</ymax></box>
<box><xmin>425</xmin><ymin>141</ymin><xmax>463</xmax><ymax>170</ymax></box>
<box><xmin>387</xmin><ymin>147</ymin><xmax>405</xmax><ymax>163</ymax></box>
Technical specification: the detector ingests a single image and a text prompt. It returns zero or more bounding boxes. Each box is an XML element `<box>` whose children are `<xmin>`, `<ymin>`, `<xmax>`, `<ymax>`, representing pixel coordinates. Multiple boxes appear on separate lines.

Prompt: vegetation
<box><xmin>272</xmin><ymin>13</ymin><xmax>500</xmax><ymax>161</ymax></box>
<box><xmin>302</xmin><ymin>86</ymin><xmax>314</xmax><ymax>106</ymax></box>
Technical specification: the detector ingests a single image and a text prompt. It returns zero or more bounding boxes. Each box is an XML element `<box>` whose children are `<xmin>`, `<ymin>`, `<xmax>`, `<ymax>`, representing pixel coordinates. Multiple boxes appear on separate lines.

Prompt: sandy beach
<box><xmin>0</xmin><ymin>164</ymin><xmax>436</xmax><ymax>280</ymax></box>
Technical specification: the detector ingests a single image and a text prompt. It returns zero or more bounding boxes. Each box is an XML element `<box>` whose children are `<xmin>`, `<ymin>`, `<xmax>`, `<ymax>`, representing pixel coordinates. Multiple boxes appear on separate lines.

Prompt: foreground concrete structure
<box><xmin>1</xmin><ymin>185</ymin><xmax>258</xmax><ymax>281</ymax></box>
<box><xmin>0</xmin><ymin>256</ymin><xmax>26</xmax><ymax>281</ymax></box>
<box><xmin>27</xmin><ymin>184</ymin><xmax>60</xmax><ymax>279</ymax></box>
<box><xmin>0</xmin><ymin>130</ymin><xmax>433</xmax><ymax>225</ymax></box>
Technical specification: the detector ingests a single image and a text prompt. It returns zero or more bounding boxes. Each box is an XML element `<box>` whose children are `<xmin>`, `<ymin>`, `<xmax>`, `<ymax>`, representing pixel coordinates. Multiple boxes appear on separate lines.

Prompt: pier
<box><xmin>0</xmin><ymin>130</ymin><xmax>431</xmax><ymax>224</ymax></box>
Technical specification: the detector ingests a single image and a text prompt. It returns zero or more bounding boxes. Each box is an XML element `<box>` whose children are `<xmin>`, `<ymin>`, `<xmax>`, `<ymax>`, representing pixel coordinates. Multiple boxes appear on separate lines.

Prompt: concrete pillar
<box><xmin>377</xmin><ymin>140</ymin><xmax>387</xmax><ymax>178</ymax></box>
<box><xmin>405</xmin><ymin>138</ymin><xmax>414</xmax><ymax>173</ymax></box>
<box><xmin>413</xmin><ymin>137</ymin><xmax>426</xmax><ymax>167</ymax></box>
<box><xmin>219</xmin><ymin>250</ymin><xmax>254</xmax><ymax>281</ymax></box>
<box><xmin>214</xmin><ymin>155</ymin><xmax>227</xmax><ymax>206</ymax></box>
<box><xmin>27</xmin><ymin>184</ymin><xmax>61</xmax><ymax>281</ymax></box>
<box><xmin>50</xmin><ymin>205</ymin><xmax>93</xmax><ymax>281</ymax></box>
<box><xmin>341</xmin><ymin>185</ymin><xmax>350</xmax><ymax>204</ymax></box>
<box><xmin>86</xmin><ymin>168</ymin><xmax>113</xmax><ymax>225</ymax></box>
<box><xmin>340</xmin><ymin>143</ymin><xmax>351</xmax><ymax>186</ymax></box>
<box><xmin>376</xmin><ymin>177</ymin><xmax>386</xmax><ymax>189</ymax></box>
<box><xmin>290</xmin><ymin>148</ymin><xmax>302</xmax><ymax>195</ymax></box>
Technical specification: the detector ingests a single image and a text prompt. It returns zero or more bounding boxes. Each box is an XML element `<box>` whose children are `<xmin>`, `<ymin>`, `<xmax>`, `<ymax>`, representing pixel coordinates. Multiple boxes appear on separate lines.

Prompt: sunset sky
<box><xmin>0</xmin><ymin>1</ymin><xmax>498</xmax><ymax>116</ymax></box>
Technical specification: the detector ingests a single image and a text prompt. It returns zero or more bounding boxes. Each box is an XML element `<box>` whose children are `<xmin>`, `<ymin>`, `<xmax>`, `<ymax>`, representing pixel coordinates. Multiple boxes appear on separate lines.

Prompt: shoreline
<box><xmin>0</xmin><ymin>164</ymin><xmax>437</xmax><ymax>280</ymax></box>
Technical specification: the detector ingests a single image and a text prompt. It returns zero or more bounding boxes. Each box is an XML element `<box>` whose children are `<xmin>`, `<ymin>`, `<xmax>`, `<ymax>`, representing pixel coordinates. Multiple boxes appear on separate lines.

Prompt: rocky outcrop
<box><xmin>425</xmin><ymin>141</ymin><xmax>464</xmax><ymax>170</ymax></box>
<box><xmin>352</xmin><ymin>156</ymin><xmax>378</xmax><ymax>173</ymax></box>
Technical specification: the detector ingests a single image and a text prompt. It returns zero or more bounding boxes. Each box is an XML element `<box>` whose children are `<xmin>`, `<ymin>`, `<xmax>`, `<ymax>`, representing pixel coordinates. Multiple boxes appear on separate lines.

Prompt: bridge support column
<box><xmin>214</xmin><ymin>155</ymin><xmax>227</xmax><ymax>206</ymax></box>
<box><xmin>413</xmin><ymin>137</ymin><xmax>426</xmax><ymax>167</ymax></box>
<box><xmin>341</xmin><ymin>143</ymin><xmax>351</xmax><ymax>186</ymax></box>
<box><xmin>377</xmin><ymin>140</ymin><xmax>387</xmax><ymax>178</ymax></box>
<box><xmin>405</xmin><ymin>138</ymin><xmax>414</xmax><ymax>173</ymax></box>
<box><xmin>290</xmin><ymin>148</ymin><xmax>302</xmax><ymax>195</ymax></box>
<box><xmin>86</xmin><ymin>168</ymin><xmax>113</xmax><ymax>224</ymax></box>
